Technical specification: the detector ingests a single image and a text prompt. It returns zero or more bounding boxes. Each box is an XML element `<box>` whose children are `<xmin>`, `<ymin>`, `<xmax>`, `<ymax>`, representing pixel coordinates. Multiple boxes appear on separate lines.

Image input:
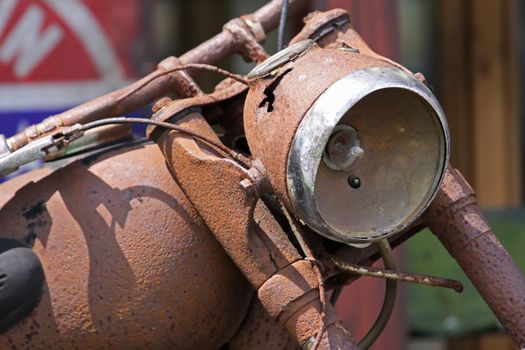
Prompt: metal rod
<box><xmin>425</xmin><ymin>168</ymin><xmax>525</xmax><ymax>348</ymax></box>
<box><xmin>332</xmin><ymin>258</ymin><xmax>464</xmax><ymax>293</ymax></box>
<box><xmin>358</xmin><ymin>239</ymin><xmax>397</xmax><ymax>350</ymax></box>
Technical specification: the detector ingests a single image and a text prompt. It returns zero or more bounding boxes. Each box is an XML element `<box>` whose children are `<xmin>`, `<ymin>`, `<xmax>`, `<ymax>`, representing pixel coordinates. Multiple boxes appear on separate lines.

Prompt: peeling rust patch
<box><xmin>258</xmin><ymin>68</ymin><xmax>292</xmax><ymax>112</ymax></box>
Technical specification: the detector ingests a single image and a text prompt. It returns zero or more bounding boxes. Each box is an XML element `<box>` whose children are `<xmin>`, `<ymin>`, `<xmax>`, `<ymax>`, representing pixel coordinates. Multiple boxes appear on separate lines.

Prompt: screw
<box><xmin>240</xmin><ymin>178</ymin><xmax>256</xmax><ymax>197</ymax></box>
<box><xmin>348</xmin><ymin>176</ymin><xmax>361</xmax><ymax>189</ymax></box>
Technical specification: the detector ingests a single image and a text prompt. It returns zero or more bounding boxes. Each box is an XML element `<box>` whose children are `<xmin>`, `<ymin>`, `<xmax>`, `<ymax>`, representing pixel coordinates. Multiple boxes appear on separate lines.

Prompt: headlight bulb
<box><xmin>323</xmin><ymin>125</ymin><xmax>364</xmax><ymax>171</ymax></box>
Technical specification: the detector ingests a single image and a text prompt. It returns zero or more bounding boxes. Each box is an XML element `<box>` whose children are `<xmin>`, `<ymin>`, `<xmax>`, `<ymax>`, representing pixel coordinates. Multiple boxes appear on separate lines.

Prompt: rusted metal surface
<box><xmin>240</xmin><ymin>14</ymin><xmax>267</xmax><ymax>43</ymax></box>
<box><xmin>154</xmin><ymin>111</ymin><xmax>357</xmax><ymax>348</ymax></box>
<box><xmin>157</xmin><ymin>56</ymin><xmax>204</xmax><ymax>97</ymax></box>
<box><xmin>243</xmin><ymin>44</ymin><xmax>391</xmax><ymax>212</ymax></box>
<box><xmin>0</xmin><ymin>142</ymin><xmax>252</xmax><ymax>349</ymax></box>
<box><xmin>155</xmin><ymin>112</ymin><xmax>290</xmax><ymax>286</ymax></box>
<box><xmin>287</xmin><ymin>9</ymin><xmax>351</xmax><ymax>45</ymax></box>
<box><xmin>152</xmin><ymin>97</ymin><xmax>174</xmax><ymax>114</ymax></box>
<box><xmin>289</xmin><ymin>303</ymin><xmax>357</xmax><ymax>349</ymax></box>
<box><xmin>228</xmin><ymin>297</ymin><xmax>299</xmax><ymax>350</ymax></box>
<box><xmin>305</xmin><ymin>10</ymin><xmax>410</xmax><ymax>74</ymax></box>
<box><xmin>146</xmin><ymin>80</ymin><xmax>248</xmax><ymax>139</ymax></box>
<box><xmin>257</xmin><ymin>259</ymin><xmax>358</xmax><ymax>348</ymax></box>
<box><xmin>425</xmin><ymin>168</ymin><xmax>525</xmax><ymax>348</ymax></box>
<box><xmin>228</xmin><ymin>292</ymin><xmax>358</xmax><ymax>350</ymax></box>
<box><xmin>253</xmin><ymin>200</ymin><xmax>304</xmax><ymax>268</ymax></box>
<box><xmin>6</xmin><ymin>0</ymin><xmax>310</xmax><ymax>152</ymax></box>
<box><xmin>223</xmin><ymin>18</ymin><xmax>269</xmax><ymax>63</ymax></box>
<box><xmin>258</xmin><ymin>260</ymin><xmax>319</xmax><ymax>321</ymax></box>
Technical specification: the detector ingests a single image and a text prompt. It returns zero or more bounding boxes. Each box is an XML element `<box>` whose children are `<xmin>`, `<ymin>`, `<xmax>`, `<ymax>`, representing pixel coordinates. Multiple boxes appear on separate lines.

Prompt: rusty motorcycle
<box><xmin>0</xmin><ymin>1</ymin><xmax>524</xmax><ymax>349</ymax></box>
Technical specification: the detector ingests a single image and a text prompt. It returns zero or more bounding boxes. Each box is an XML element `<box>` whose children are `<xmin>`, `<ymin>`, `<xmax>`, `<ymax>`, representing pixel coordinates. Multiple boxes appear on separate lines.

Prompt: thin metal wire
<box><xmin>277</xmin><ymin>0</ymin><xmax>290</xmax><ymax>51</ymax></box>
<box><xmin>358</xmin><ymin>239</ymin><xmax>398</xmax><ymax>350</ymax></box>
<box><xmin>80</xmin><ymin>117</ymin><xmax>251</xmax><ymax>167</ymax></box>
<box><xmin>331</xmin><ymin>259</ymin><xmax>463</xmax><ymax>293</ymax></box>
<box><xmin>116</xmin><ymin>64</ymin><xmax>249</xmax><ymax>104</ymax></box>
<box><xmin>280</xmin><ymin>201</ymin><xmax>398</xmax><ymax>349</ymax></box>
<box><xmin>279</xmin><ymin>202</ymin><xmax>326</xmax><ymax>350</ymax></box>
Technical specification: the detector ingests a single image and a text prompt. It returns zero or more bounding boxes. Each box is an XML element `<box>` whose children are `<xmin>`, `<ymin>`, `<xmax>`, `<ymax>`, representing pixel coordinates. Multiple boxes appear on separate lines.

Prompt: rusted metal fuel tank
<box><xmin>0</xmin><ymin>141</ymin><xmax>252</xmax><ymax>349</ymax></box>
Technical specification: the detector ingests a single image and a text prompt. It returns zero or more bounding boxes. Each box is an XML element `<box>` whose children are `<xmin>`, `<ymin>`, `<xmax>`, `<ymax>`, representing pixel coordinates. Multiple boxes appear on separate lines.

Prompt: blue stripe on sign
<box><xmin>0</xmin><ymin>109</ymin><xmax>66</xmax><ymax>137</ymax></box>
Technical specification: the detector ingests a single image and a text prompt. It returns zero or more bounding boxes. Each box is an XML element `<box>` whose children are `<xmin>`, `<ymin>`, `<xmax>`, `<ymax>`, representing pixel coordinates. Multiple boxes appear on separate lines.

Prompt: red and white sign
<box><xmin>0</xmin><ymin>0</ymin><xmax>143</xmax><ymax>111</ymax></box>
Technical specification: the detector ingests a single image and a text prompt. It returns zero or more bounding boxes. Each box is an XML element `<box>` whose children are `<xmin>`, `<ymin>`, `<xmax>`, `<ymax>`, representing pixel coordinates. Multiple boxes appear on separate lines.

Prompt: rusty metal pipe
<box><xmin>332</xmin><ymin>259</ymin><xmax>464</xmax><ymax>293</ymax></box>
<box><xmin>425</xmin><ymin>168</ymin><xmax>525</xmax><ymax>348</ymax></box>
<box><xmin>6</xmin><ymin>0</ymin><xmax>310</xmax><ymax>152</ymax></box>
<box><xmin>181</xmin><ymin>0</ymin><xmax>309</xmax><ymax>64</ymax></box>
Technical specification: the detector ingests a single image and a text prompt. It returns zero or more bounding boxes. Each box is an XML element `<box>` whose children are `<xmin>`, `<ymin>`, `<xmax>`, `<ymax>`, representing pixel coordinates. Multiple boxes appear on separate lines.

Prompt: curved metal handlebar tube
<box><xmin>426</xmin><ymin>168</ymin><xmax>525</xmax><ymax>348</ymax></box>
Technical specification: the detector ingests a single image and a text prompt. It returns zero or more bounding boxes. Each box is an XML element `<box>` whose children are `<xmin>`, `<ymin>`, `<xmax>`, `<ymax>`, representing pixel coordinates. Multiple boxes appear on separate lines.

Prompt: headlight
<box><xmin>244</xmin><ymin>42</ymin><xmax>449</xmax><ymax>244</ymax></box>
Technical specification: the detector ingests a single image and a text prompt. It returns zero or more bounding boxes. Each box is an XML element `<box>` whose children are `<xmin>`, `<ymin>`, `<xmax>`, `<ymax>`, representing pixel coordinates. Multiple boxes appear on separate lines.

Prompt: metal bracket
<box><xmin>157</xmin><ymin>56</ymin><xmax>203</xmax><ymax>98</ymax></box>
<box><xmin>224</xmin><ymin>18</ymin><xmax>269</xmax><ymax>63</ymax></box>
<box><xmin>289</xmin><ymin>9</ymin><xmax>350</xmax><ymax>46</ymax></box>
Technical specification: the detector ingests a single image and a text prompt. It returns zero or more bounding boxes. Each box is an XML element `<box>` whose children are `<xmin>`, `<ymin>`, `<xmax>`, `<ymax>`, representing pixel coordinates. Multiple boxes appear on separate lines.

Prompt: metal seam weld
<box><xmin>446</xmin><ymin>229</ymin><xmax>494</xmax><ymax>258</ymax></box>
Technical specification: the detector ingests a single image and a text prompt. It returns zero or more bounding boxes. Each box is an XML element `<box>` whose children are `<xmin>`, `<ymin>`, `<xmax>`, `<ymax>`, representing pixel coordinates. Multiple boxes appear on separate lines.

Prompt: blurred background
<box><xmin>0</xmin><ymin>0</ymin><xmax>524</xmax><ymax>349</ymax></box>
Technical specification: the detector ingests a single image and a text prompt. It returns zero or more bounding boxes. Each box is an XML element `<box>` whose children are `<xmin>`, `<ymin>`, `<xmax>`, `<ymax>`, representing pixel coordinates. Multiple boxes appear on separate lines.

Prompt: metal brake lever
<box><xmin>0</xmin><ymin>124</ymin><xmax>84</xmax><ymax>177</ymax></box>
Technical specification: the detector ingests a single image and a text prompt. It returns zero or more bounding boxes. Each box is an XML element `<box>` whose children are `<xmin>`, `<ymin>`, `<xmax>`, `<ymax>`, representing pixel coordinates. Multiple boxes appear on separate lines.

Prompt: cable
<box><xmin>280</xmin><ymin>201</ymin><xmax>326</xmax><ymax>350</ymax></box>
<box><xmin>358</xmin><ymin>239</ymin><xmax>398</xmax><ymax>350</ymax></box>
<box><xmin>80</xmin><ymin>117</ymin><xmax>251</xmax><ymax>167</ymax></box>
<box><xmin>116</xmin><ymin>63</ymin><xmax>249</xmax><ymax>104</ymax></box>
<box><xmin>277</xmin><ymin>0</ymin><xmax>289</xmax><ymax>51</ymax></box>
<box><xmin>279</xmin><ymin>203</ymin><xmax>398</xmax><ymax>349</ymax></box>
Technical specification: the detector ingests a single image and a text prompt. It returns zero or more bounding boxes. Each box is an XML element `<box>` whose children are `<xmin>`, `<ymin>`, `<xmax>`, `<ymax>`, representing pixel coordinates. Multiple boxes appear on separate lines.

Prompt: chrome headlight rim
<box><xmin>286</xmin><ymin>66</ymin><xmax>450</xmax><ymax>244</ymax></box>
